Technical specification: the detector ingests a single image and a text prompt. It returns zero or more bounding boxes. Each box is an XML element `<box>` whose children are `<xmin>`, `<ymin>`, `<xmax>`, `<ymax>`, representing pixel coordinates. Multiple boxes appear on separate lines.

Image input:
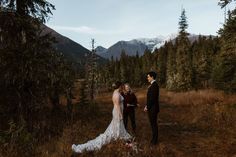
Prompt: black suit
<box><xmin>146</xmin><ymin>81</ymin><xmax>159</xmax><ymax>144</ymax></box>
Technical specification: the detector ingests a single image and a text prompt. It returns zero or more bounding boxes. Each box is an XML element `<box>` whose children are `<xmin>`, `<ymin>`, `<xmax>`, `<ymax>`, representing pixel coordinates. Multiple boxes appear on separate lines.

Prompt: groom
<box><xmin>144</xmin><ymin>71</ymin><xmax>159</xmax><ymax>146</ymax></box>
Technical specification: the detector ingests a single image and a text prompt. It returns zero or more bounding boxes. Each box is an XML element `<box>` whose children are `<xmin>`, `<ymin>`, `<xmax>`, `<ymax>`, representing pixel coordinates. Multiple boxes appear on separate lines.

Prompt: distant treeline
<box><xmin>97</xmin><ymin>8</ymin><xmax>236</xmax><ymax>93</ymax></box>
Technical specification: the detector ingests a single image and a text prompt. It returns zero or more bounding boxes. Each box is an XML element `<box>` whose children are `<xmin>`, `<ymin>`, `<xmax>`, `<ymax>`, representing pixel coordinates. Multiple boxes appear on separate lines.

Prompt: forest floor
<box><xmin>38</xmin><ymin>88</ymin><xmax>236</xmax><ymax>157</ymax></box>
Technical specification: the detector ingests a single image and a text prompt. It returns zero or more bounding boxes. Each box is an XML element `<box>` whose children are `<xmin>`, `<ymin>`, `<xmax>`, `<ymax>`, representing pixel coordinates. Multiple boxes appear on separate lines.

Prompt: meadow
<box><xmin>37</xmin><ymin>88</ymin><xmax>236</xmax><ymax>157</ymax></box>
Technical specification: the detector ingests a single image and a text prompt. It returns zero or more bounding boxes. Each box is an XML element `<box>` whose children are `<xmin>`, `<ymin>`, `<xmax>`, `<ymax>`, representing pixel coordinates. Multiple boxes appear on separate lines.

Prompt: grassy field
<box><xmin>38</xmin><ymin>88</ymin><xmax>236</xmax><ymax>157</ymax></box>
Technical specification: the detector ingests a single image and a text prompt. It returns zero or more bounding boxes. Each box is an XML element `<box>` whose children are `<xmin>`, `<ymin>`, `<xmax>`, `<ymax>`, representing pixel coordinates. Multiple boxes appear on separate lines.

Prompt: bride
<box><xmin>72</xmin><ymin>81</ymin><xmax>132</xmax><ymax>153</ymax></box>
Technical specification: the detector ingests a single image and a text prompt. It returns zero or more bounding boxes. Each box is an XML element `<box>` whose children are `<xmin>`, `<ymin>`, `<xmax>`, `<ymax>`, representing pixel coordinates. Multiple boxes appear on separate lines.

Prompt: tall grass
<box><xmin>159</xmin><ymin>89</ymin><xmax>236</xmax><ymax>128</ymax></box>
<box><xmin>13</xmin><ymin>88</ymin><xmax>236</xmax><ymax>157</ymax></box>
<box><xmin>160</xmin><ymin>89</ymin><xmax>235</xmax><ymax>106</ymax></box>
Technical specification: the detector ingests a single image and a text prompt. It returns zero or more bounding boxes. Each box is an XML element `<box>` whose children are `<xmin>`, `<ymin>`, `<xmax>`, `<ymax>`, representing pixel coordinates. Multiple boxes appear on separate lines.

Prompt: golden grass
<box><xmin>160</xmin><ymin>88</ymin><xmax>236</xmax><ymax>106</ymax></box>
<box><xmin>35</xmin><ymin>88</ymin><xmax>236</xmax><ymax>157</ymax></box>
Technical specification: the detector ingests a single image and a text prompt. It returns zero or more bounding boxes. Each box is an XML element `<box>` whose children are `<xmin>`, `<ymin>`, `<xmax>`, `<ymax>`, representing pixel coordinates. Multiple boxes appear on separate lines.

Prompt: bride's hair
<box><xmin>112</xmin><ymin>81</ymin><xmax>122</xmax><ymax>89</ymax></box>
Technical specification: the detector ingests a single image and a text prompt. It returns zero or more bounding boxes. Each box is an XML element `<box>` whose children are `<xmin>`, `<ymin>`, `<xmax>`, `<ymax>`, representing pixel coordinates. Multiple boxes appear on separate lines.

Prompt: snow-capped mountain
<box><xmin>151</xmin><ymin>33</ymin><xmax>178</xmax><ymax>51</ymax></box>
<box><xmin>135</xmin><ymin>35</ymin><xmax>165</xmax><ymax>51</ymax></box>
<box><xmin>95</xmin><ymin>36</ymin><xmax>166</xmax><ymax>59</ymax></box>
<box><xmin>95</xmin><ymin>33</ymin><xmax>202</xmax><ymax>60</ymax></box>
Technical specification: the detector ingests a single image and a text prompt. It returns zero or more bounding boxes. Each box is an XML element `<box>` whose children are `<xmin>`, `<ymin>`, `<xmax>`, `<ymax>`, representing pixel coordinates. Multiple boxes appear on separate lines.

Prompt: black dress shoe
<box><xmin>150</xmin><ymin>141</ymin><xmax>159</xmax><ymax>146</ymax></box>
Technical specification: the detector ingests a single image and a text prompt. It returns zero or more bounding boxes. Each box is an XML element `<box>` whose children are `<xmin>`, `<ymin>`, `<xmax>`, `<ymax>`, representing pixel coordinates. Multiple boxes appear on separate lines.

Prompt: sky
<box><xmin>46</xmin><ymin>0</ymin><xmax>229</xmax><ymax>50</ymax></box>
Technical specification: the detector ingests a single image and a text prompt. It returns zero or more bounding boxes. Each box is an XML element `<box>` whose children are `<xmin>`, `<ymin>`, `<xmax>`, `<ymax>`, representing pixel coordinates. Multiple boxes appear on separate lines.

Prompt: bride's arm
<box><xmin>112</xmin><ymin>94</ymin><xmax>123</xmax><ymax>120</ymax></box>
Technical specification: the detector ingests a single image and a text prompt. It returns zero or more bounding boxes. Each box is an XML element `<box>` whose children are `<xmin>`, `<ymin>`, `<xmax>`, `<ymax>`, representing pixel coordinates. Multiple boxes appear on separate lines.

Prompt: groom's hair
<box><xmin>112</xmin><ymin>81</ymin><xmax>123</xmax><ymax>89</ymax></box>
<box><xmin>147</xmin><ymin>71</ymin><xmax>157</xmax><ymax>79</ymax></box>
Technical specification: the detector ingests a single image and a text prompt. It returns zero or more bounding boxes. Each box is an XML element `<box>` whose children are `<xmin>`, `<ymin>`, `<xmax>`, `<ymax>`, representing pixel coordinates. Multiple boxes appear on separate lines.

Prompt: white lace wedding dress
<box><xmin>72</xmin><ymin>89</ymin><xmax>132</xmax><ymax>153</ymax></box>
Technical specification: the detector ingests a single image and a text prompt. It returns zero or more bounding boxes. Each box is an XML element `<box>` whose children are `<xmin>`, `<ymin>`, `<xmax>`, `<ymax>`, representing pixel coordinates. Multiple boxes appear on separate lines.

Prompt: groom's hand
<box><xmin>144</xmin><ymin>105</ymin><xmax>148</xmax><ymax>112</ymax></box>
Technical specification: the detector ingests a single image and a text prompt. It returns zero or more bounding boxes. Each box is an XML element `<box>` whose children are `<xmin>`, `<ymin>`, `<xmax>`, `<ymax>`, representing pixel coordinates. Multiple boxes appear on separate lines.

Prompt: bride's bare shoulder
<box><xmin>112</xmin><ymin>91</ymin><xmax>120</xmax><ymax>99</ymax></box>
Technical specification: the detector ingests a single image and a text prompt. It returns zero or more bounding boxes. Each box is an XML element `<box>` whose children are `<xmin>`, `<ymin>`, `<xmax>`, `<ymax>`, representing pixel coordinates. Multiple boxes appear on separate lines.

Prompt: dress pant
<box><xmin>148</xmin><ymin>107</ymin><xmax>158</xmax><ymax>144</ymax></box>
<box><xmin>123</xmin><ymin>108</ymin><xmax>136</xmax><ymax>131</ymax></box>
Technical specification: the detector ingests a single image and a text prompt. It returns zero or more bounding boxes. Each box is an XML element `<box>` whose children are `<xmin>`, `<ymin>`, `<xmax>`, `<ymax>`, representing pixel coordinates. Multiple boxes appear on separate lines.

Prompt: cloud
<box><xmin>48</xmin><ymin>25</ymin><xmax>125</xmax><ymax>35</ymax></box>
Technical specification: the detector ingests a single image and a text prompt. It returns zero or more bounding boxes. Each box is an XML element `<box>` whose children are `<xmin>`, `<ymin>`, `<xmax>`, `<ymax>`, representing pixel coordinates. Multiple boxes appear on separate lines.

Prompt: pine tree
<box><xmin>78</xmin><ymin>80</ymin><xmax>89</xmax><ymax>106</ymax></box>
<box><xmin>0</xmin><ymin>1</ymin><xmax>76</xmax><ymax>155</ymax></box>
<box><xmin>120</xmin><ymin>50</ymin><xmax>129</xmax><ymax>82</ymax></box>
<box><xmin>191</xmin><ymin>36</ymin><xmax>218</xmax><ymax>88</ymax></box>
<box><xmin>218</xmin><ymin>0</ymin><xmax>235</xmax><ymax>9</ymax></box>
<box><xmin>212</xmin><ymin>3</ymin><xmax>236</xmax><ymax>92</ymax></box>
<box><xmin>85</xmin><ymin>39</ymin><xmax>98</xmax><ymax>101</ymax></box>
<box><xmin>175</xmin><ymin>8</ymin><xmax>192</xmax><ymax>91</ymax></box>
<box><xmin>142</xmin><ymin>48</ymin><xmax>153</xmax><ymax>73</ymax></box>
<box><xmin>1</xmin><ymin>0</ymin><xmax>55</xmax><ymax>22</ymax></box>
<box><xmin>166</xmin><ymin>41</ymin><xmax>178</xmax><ymax>90</ymax></box>
<box><xmin>157</xmin><ymin>44</ymin><xmax>168</xmax><ymax>86</ymax></box>
<box><xmin>113</xmin><ymin>59</ymin><xmax>121</xmax><ymax>83</ymax></box>
<box><xmin>133</xmin><ymin>55</ymin><xmax>142</xmax><ymax>86</ymax></box>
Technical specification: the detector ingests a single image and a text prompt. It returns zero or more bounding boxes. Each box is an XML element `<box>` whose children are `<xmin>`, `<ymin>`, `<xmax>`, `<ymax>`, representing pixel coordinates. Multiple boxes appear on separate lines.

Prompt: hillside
<box><xmin>42</xmin><ymin>25</ymin><xmax>107</xmax><ymax>73</ymax></box>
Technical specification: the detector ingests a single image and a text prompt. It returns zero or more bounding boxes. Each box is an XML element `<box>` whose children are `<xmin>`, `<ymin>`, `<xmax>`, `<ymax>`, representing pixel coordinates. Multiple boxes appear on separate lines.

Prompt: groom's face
<box><xmin>147</xmin><ymin>74</ymin><xmax>153</xmax><ymax>83</ymax></box>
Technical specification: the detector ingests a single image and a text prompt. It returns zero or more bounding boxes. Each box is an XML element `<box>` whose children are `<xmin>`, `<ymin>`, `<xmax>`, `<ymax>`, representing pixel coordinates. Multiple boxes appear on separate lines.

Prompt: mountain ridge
<box><xmin>95</xmin><ymin>34</ymin><xmax>213</xmax><ymax>60</ymax></box>
<box><xmin>42</xmin><ymin>25</ymin><xmax>106</xmax><ymax>74</ymax></box>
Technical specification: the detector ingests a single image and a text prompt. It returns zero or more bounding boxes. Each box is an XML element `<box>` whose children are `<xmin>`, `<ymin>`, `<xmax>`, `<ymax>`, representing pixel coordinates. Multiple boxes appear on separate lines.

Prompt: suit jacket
<box><xmin>147</xmin><ymin>81</ymin><xmax>159</xmax><ymax>112</ymax></box>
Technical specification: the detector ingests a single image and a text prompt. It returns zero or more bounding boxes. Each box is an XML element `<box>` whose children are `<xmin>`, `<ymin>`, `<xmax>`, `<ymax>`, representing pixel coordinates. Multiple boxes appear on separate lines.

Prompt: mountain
<box><xmin>100</xmin><ymin>40</ymin><xmax>148</xmax><ymax>59</ymax></box>
<box><xmin>96</xmin><ymin>34</ymin><xmax>203</xmax><ymax>60</ymax></box>
<box><xmin>151</xmin><ymin>33</ymin><xmax>178</xmax><ymax>51</ymax></box>
<box><xmin>136</xmin><ymin>36</ymin><xmax>165</xmax><ymax>51</ymax></box>
<box><xmin>41</xmin><ymin>25</ymin><xmax>106</xmax><ymax>74</ymax></box>
<box><xmin>95</xmin><ymin>36</ymin><xmax>166</xmax><ymax>59</ymax></box>
<box><xmin>95</xmin><ymin>46</ymin><xmax>107</xmax><ymax>56</ymax></box>
<box><xmin>95</xmin><ymin>37</ymin><xmax>165</xmax><ymax>60</ymax></box>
